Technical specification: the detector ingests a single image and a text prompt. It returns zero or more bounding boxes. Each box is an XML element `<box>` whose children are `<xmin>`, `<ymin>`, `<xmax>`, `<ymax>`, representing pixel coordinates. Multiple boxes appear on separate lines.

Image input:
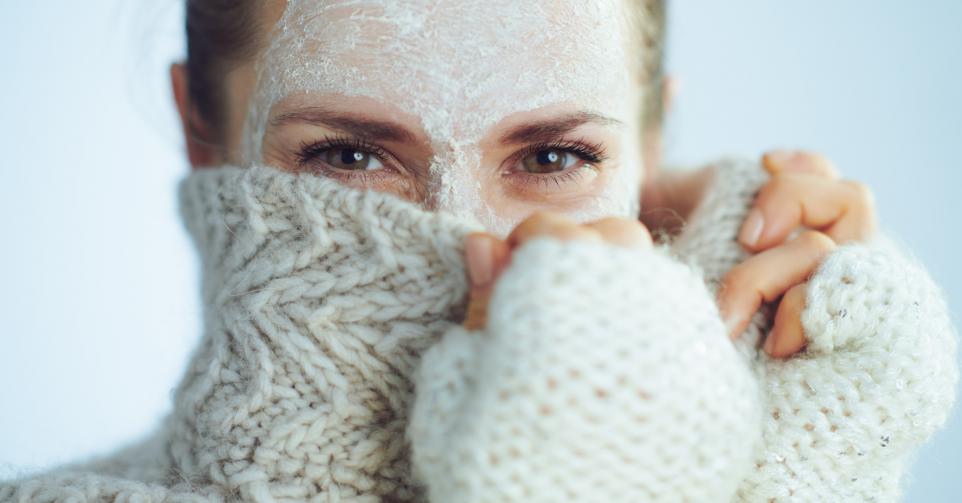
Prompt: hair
<box><xmin>185</xmin><ymin>0</ymin><xmax>667</xmax><ymax>143</ymax></box>
<box><xmin>185</xmin><ymin>0</ymin><xmax>263</xmax><ymax>143</ymax></box>
<box><xmin>627</xmin><ymin>0</ymin><xmax>668</xmax><ymax>131</ymax></box>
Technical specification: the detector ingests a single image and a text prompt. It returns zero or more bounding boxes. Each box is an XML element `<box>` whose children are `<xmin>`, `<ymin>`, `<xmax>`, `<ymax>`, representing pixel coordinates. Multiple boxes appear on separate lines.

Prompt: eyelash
<box><xmin>502</xmin><ymin>138</ymin><xmax>609</xmax><ymax>191</ymax></box>
<box><xmin>294</xmin><ymin>135</ymin><xmax>609</xmax><ymax>191</ymax></box>
<box><xmin>509</xmin><ymin>138</ymin><xmax>608</xmax><ymax>167</ymax></box>
<box><xmin>295</xmin><ymin>135</ymin><xmax>401</xmax><ymax>185</ymax></box>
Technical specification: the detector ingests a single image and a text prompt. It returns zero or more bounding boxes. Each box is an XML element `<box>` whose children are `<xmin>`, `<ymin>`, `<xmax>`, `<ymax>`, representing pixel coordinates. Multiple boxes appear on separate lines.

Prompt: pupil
<box><xmin>341</xmin><ymin>149</ymin><xmax>364</xmax><ymax>165</ymax></box>
<box><xmin>538</xmin><ymin>150</ymin><xmax>561</xmax><ymax>165</ymax></box>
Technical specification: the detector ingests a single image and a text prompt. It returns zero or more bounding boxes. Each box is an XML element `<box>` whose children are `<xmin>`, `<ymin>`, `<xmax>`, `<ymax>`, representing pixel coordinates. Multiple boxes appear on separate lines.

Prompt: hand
<box><xmin>462</xmin><ymin>212</ymin><xmax>653</xmax><ymax>330</ymax></box>
<box><xmin>717</xmin><ymin>150</ymin><xmax>878</xmax><ymax>358</ymax></box>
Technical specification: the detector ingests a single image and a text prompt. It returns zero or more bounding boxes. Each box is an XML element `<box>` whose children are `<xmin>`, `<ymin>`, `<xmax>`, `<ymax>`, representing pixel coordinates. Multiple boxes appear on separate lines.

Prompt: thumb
<box><xmin>463</xmin><ymin>233</ymin><xmax>510</xmax><ymax>330</ymax></box>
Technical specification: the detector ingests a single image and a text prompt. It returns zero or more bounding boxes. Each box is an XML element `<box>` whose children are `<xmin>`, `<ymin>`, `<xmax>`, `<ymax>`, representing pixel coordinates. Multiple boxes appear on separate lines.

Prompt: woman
<box><xmin>2</xmin><ymin>0</ymin><xmax>956</xmax><ymax>501</ymax></box>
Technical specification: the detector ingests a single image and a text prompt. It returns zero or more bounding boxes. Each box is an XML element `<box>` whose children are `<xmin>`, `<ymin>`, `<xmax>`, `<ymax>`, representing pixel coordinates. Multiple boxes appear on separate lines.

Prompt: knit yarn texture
<box><xmin>1</xmin><ymin>159</ymin><xmax>957</xmax><ymax>503</ymax></box>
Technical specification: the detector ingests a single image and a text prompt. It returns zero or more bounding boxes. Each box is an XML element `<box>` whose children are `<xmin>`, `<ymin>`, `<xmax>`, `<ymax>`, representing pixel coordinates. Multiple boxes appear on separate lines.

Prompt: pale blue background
<box><xmin>1</xmin><ymin>2</ymin><xmax>959</xmax><ymax>500</ymax></box>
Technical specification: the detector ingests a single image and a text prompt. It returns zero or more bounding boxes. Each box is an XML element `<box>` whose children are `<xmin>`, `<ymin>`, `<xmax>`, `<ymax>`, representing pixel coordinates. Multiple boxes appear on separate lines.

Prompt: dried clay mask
<box><xmin>242</xmin><ymin>0</ymin><xmax>645</xmax><ymax>236</ymax></box>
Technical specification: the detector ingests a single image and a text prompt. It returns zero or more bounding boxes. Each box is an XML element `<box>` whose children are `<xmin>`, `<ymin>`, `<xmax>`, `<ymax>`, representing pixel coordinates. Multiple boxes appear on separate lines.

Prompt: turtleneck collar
<box><xmin>167</xmin><ymin>159</ymin><xmax>766</xmax><ymax>500</ymax></box>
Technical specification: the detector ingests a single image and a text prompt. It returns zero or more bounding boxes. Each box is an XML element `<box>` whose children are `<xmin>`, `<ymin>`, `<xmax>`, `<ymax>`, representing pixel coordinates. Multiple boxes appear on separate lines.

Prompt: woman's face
<box><xmin>226</xmin><ymin>0</ymin><xmax>647</xmax><ymax>236</ymax></box>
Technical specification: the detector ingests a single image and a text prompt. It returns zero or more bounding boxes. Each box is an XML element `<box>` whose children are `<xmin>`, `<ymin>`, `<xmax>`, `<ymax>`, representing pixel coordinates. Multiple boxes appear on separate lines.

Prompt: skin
<box><xmin>720</xmin><ymin>151</ymin><xmax>877</xmax><ymax>357</ymax></box>
<box><xmin>170</xmin><ymin>2</ymin><xmax>877</xmax><ymax>359</ymax></box>
<box><xmin>462</xmin><ymin>151</ymin><xmax>878</xmax><ymax>360</ymax></box>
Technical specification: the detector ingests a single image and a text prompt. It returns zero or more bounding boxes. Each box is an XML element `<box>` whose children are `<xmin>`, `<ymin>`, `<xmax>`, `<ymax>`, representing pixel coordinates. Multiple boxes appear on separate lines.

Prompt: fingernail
<box><xmin>739</xmin><ymin>208</ymin><xmax>765</xmax><ymax>247</ymax></box>
<box><xmin>765</xmin><ymin>150</ymin><xmax>793</xmax><ymax>168</ymax></box>
<box><xmin>465</xmin><ymin>235</ymin><xmax>494</xmax><ymax>287</ymax></box>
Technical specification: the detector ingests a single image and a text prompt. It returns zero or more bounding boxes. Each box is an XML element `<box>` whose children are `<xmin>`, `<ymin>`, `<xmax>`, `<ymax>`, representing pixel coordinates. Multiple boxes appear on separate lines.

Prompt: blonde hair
<box><xmin>625</xmin><ymin>0</ymin><xmax>668</xmax><ymax>130</ymax></box>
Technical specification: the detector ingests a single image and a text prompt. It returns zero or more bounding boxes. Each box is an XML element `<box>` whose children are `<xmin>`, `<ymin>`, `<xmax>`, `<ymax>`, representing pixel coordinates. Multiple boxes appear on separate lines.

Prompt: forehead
<box><xmin>247</xmin><ymin>0</ymin><xmax>633</xmax><ymax>156</ymax></box>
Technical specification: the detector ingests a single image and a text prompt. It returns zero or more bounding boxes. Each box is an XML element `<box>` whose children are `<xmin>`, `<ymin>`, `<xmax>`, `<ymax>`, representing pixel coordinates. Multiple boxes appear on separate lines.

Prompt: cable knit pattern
<box><xmin>1</xmin><ymin>159</ymin><xmax>956</xmax><ymax>503</ymax></box>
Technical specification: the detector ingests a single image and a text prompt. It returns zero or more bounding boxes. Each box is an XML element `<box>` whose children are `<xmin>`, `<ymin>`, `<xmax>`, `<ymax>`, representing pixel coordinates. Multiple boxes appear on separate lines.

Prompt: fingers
<box><xmin>764</xmin><ymin>282</ymin><xmax>808</xmax><ymax>358</ymax></box>
<box><xmin>507</xmin><ymin>212</ymin><xmax>603</xmax><ymax>248</ymax></box>
<box><xmin>465</xmin><ymin>233</ymin><xmax>511</xmax><ymax>288</ymax></box>
<box><xmin>738</xmin><ymin>173</ymin><xmax>877</xmax><ymax>251</ymax></box>
<box><xmin>737</xmin><ymin>150</ymin><xmax>874</xmax><ymax>356</ymax></box>
<box><xmin>762</xmin><ymin>150</ymin><xmax>840</xmax><ymax>179</ymax></box>
<box><xmin>507</xmin><ymin>212</ymin><xmax>652</xmax><ymax>249</ymax></box>
<box><xmin>465</xmin><ymin>213</ymin><xmax>652</xmax><ymax>330</ymax></box>
<box><xmin>718</xmin><ymin>230</ymin><xmax>836</xmax><ymax>339</ymax></box>
<box><xmin>463</xmin><ymin>233</ymin><xmax>510</xmax><ymax>330</ymax></box>
<box><xmin>584</xmin><ymin>217</ymin><xmax>653</xmax><ymax>249</ymax></box>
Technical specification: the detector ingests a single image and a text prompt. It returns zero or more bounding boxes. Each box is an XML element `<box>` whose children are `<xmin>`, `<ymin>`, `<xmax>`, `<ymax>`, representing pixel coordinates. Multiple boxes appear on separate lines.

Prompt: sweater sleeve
<box><xmin>738</xmin><ymin>233</ymin><xmax>960</xmax><ymax>501</ymax></box>
<box><xmin>653</xmin><ymin>157</ymin><xmax>957</xmax><ymax>500</ymax></box>
<box><xmin>407</xmin><ymin>238</ymin><xmax>762</xmax><ymax>502</ymax></box>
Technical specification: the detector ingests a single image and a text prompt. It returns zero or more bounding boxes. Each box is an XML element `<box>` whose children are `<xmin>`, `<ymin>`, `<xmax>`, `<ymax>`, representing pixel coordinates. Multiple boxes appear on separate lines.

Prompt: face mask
<box><xmin>241</xmin><ymin>0</ymin><xmax>644</xmax><ymax>235</ymax></box>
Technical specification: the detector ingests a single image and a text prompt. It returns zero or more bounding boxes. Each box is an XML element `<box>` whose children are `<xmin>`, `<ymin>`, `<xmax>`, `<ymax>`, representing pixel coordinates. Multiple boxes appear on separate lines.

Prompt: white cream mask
<box><xmin>242</xmin><ymin>0</ymin><xmax>643</xmax><ymax>235</ymax></box>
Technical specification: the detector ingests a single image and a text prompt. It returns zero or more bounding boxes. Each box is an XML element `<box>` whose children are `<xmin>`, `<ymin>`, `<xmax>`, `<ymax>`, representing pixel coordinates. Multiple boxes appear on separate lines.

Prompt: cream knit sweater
<box><xmin>1</xmin><ymin>159</ymin><xmax>957</xmax><ymax>502</ymax></box>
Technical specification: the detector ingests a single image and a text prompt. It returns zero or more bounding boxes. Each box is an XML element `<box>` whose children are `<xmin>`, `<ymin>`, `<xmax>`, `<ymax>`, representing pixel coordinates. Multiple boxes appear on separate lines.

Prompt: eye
<box><xmin>511</xmin><ymin>140</ymin><xmax>606</xmax><ymax>176</ymax></box>
<box><xmin>521</xmin><ymin>149</ymin><xmax>580</xmax><ymax>174</ymax></box>
<box><xmin>321</xmin><ymin>147</ymin><xmax>385</xmax><ymax>171</ymax></box>
<box><xmin>291</xmin><ymin>135</ymin><xmax>421</xmax><ymax>201</ymax></box>
<box><xmin>501</xmin><ymin>140</ymin><xmax>609</xmax><ymax>195</ymax></box>
<box><xmin>296</xmin><ymin>136</ymin><xmax>394</xmax><ymax>173</ymax></box>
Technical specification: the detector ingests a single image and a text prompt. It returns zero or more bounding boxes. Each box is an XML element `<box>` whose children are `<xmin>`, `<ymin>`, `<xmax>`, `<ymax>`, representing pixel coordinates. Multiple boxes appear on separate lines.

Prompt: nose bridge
<box><xmin>423</xmin><ymin>146</ymin><xmax>483</xmax><ymax>217</ymax></box>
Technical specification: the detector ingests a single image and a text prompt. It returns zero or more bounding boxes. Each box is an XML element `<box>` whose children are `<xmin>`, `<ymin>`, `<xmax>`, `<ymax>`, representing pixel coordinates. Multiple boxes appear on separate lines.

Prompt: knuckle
<box><xmin>515</xmin><ymin>211</ymin><xmax>564</xmax><ymax>233</ymax></box>
<box><xmin>600</xmin><ymin>219</ymin><xmax>653</xmax><ymax>247</ymax></box>
<box><xmin>591</xmin><ymin>216</ymin><xmax>628</xmax><ymax>228</ymax></box>
<box><xmin>525</xmin><ymin>210</ymin><xmax>558</xmax><ymax>225</ymax></box>
<box><xmin>580</xmin><ymin>217</ymin><xmax>650</xmax><ymax>246</ymax></box>
<box><xmin>796</xmin><ymin>230</ymin><xmax>836</xmax><ymax>253</ymax></box>
<box><xmin>844</xmin><ymin>180</ymin><xmax>875</xmax><ymax>208</ymax></box>
<box><xmin>821</xmin><ymin>158</ymin><xmax>840</xmax><ymax>177</ymax></box>
<box><xmin>798</xmin><ymin>151</ymin><xmax>838</xmax><ymax>179</ymax></box>
<box><xmin>798</xmin><ymin>150</ymin><xmax>830</xmax><ymax>166</ymax></box>
<box><xmin>755</xmin><ymin>176</ymin><xmax>788</xmax><ymax>205</ymax></box>
<box><xmin>720</xmin><ymin>266</ymin><xmax>753</xmax><ymax>293</ymax></box>
<box><xmin>595</xmin><ymin>216</ymin><xmax>645</xmax><ymax>233</ymax></box>
<box><xmin>564</xmin><ymin>224</ymin><xmax>599</xmax><ymax>238</ymax></box>
<box><xmin>510</xmin><ymin>213</ymin><xmax>552</xmax><ymax>244</ymax></box>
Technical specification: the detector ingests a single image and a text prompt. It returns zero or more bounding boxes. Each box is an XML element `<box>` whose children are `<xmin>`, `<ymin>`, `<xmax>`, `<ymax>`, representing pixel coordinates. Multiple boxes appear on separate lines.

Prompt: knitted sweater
<box><xmin>1</xmin><ymin>159</ymin><xmax>956</xmax><ymax>502</ymax></box>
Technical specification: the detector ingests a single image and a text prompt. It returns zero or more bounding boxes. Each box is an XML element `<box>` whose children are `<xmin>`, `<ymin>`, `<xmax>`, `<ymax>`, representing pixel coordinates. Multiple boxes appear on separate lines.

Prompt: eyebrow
<box><xmin>270</xmin><ymin>107</ymin><xmax>419</xmax><ymax>143</ymax></box>
<box><xmin>270</xmin><ymin>107</ymin><xmax>621</xmax><ymax>145</ymax></box>
<box><xmin>499</xmin><ymin>111</ymin><xmax>623</xmax><ymax>145</ymax></box>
